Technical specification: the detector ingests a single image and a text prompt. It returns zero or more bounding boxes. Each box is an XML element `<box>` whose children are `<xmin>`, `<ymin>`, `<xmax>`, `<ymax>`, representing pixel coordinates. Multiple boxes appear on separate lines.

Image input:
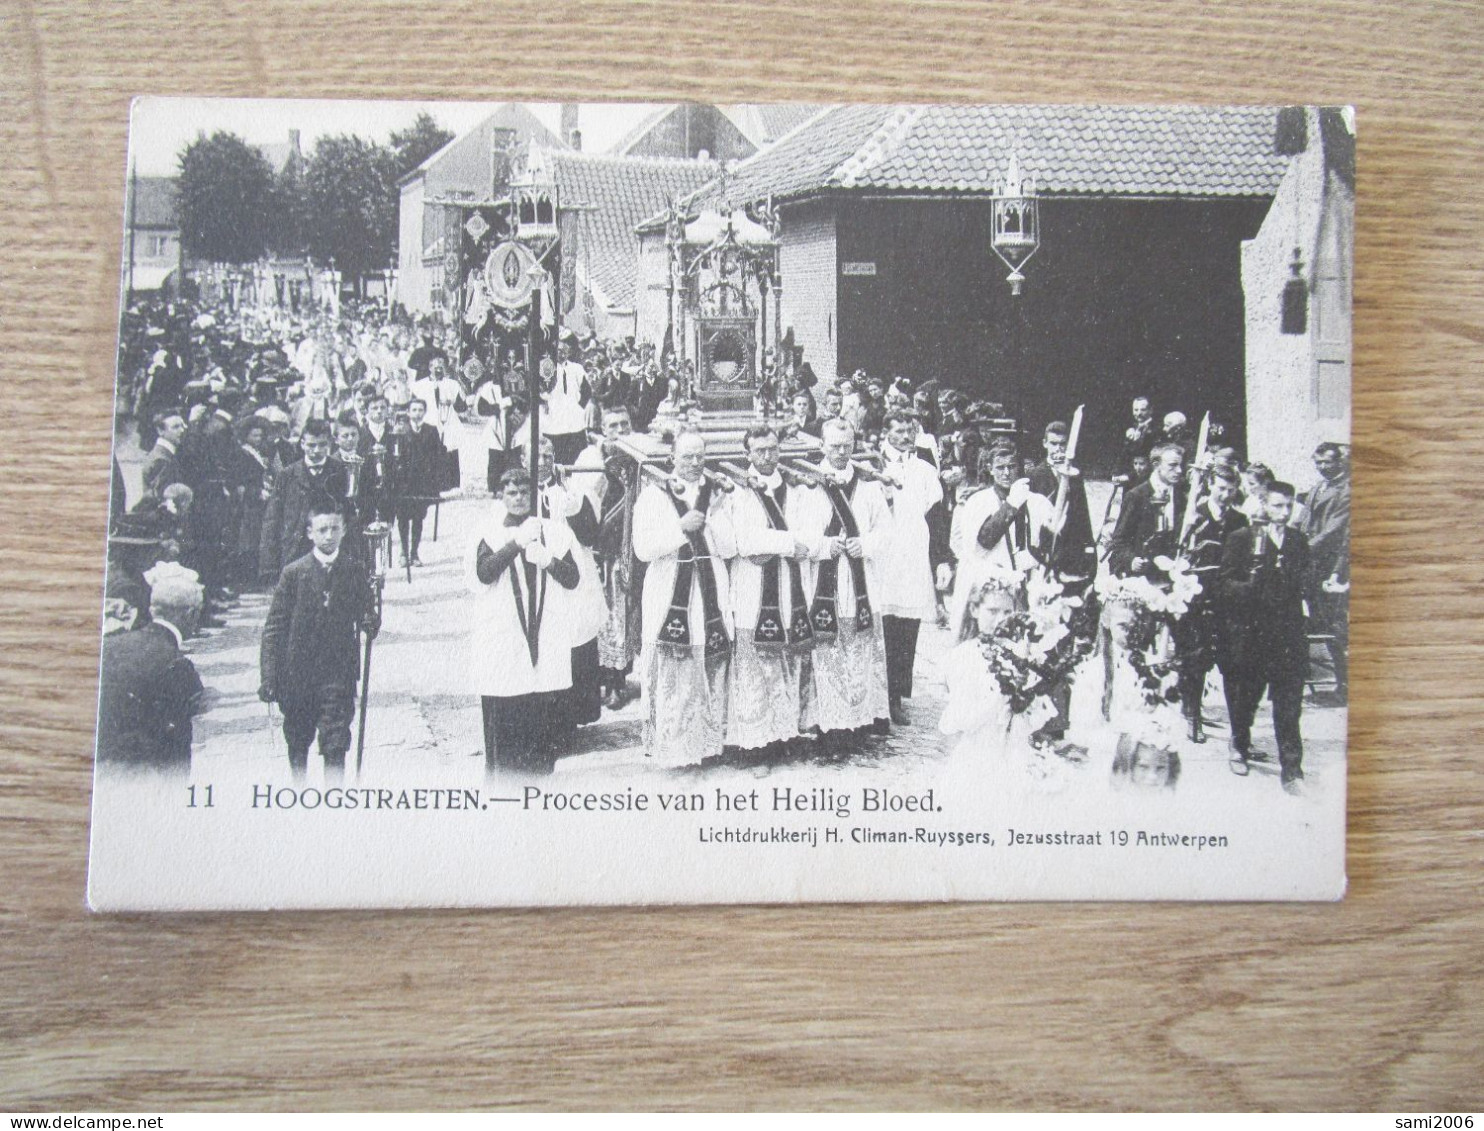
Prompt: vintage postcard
<box><xmin>89</xmin><ymin>98</ymin><xmax>1352</xmax><ymax>908</ymax></box>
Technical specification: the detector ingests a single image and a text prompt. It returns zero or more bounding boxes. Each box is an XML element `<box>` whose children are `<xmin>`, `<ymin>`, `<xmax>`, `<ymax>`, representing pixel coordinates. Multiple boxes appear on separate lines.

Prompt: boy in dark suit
<box><xmin>1108</xmin><ymin>441</ymin><xmax>1188</xmax><ymax>579</ymax></box>
<box><xmin>1219</xmin><ymin>481</ymin><xmax>1310</xmax><ymax>791</ymax></box>
<box><xmin>1175</xmin><ymin>465</ymin><xmax>1249</xmax><ymax>743</ymax></box>
<box><xmin>259</xmin><ymin>501</ymin><xmax>379</xmax><ymax>782</ymax></box>
<box><xmin>258</xmin><ymin>418</ymin><xmax>350</xmax><ymax>584</ymax></box>
<box><xmin>390</xmin><ymin>398</ymin><xmax>446</xmax><ymax>567</ymax></box>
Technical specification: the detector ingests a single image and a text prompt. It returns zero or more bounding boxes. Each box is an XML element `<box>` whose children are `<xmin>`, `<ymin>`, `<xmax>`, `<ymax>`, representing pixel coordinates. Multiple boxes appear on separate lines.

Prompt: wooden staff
<box><xmin>1096</xmin><ymin>479</ymin><xmax>1125</xmax><ymax>559</ymax></box>
<box><xmin>780</xmin><ymin>458</ymin><xmax>830</xmax><ymax>487</ymax></box>
<box><xmin>719</xmin><ymin>459</ymin><xmax>815</xmax><ymax>491</ymax></box>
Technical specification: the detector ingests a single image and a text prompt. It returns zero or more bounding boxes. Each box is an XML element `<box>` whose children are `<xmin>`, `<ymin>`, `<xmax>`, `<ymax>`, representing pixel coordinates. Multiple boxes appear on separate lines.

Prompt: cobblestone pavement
<box><xmin>185</xmin><ymin>492</ymin><xmax>1347</xmax><ymax>800</ymax></box>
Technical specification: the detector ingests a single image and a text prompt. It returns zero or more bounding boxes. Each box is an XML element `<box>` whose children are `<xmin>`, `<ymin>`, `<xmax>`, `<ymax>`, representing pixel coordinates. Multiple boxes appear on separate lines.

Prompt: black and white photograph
<box><xmin>89</xmin><ymin>98</ymin><xmax>1354</xmax><ymax>908</ymax></box>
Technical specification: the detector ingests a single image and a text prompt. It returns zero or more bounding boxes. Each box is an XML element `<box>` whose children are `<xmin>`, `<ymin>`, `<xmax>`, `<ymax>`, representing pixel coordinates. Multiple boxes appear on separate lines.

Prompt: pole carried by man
<box><xmin>715</xmin><ymin>424</ymin><xmax>816</xmax><ymax>761</ymax></box>
<box><xmin>793</xmin><ymin>417</ymin><xmax>892</xmax><ymax>746</ymax></box>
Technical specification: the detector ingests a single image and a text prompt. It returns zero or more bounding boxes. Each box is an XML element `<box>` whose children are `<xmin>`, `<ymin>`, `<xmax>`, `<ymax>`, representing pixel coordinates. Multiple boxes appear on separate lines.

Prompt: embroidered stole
<box><xmin>809</xmin><ymin>478</ymin><xmax>874</xmax><ymax>641</ymax></box>
<box><xmin>750</xmin><ymin>482</ymin><xmax>814</xmax><ymax>652</ymax></box>
<box><xmin>657</xmin><ymin>483</ymin><xmax>729</xmax><ymax>662</ymax></box>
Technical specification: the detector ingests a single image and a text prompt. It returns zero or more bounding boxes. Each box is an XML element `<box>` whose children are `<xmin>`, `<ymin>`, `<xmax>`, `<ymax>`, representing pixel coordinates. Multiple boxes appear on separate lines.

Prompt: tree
<box><xmin>302</xmin><ymin>134</ymin><xmax>400</xmax><ymax>279</ymax></box>
<box><xmin>176</xmin><ymin>132</ymin><xmax>275</xmax><ymax>264</ymax></box>
<box><xmin>267</xmin><ymin>156</ymin><xmax>312</xmax><ymax>258</ymax></box>
<box><xmin>390</xmin><ymin>112</ymin><xmax>455</xmax><ymax>179</ymax></box>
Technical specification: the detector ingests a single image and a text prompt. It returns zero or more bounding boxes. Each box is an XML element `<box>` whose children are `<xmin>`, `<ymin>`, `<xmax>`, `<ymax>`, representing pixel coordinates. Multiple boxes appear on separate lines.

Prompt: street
<box><xmin>177</xmin><ymin>484</ymin><xmax>1347</xmax><ymax>803</ymax></box>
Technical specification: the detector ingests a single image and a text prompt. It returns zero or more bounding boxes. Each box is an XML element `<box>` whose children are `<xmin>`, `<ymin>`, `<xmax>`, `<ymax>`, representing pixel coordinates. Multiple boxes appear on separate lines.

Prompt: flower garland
<box><xmin>1120</xmin><ymin>602</ymin><xmax>1182</xmax><ymax>708</ymax></box>
<box><xmin>1095</xmin><ymin>571</ymin><xmax>1204</xmax><ymax>707</ymax></box>
<box><xmin>977</xmin><ymin>580</ymin><xmax>1098</xmax><ymax>717</ymax></box>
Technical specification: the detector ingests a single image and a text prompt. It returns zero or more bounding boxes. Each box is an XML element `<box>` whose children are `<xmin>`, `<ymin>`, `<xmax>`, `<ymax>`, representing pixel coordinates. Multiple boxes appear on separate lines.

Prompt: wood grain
<box><xmin>2</xmin><ymin>0</ymin><xmax>1481</xmax><ymax>1111</ymax></box>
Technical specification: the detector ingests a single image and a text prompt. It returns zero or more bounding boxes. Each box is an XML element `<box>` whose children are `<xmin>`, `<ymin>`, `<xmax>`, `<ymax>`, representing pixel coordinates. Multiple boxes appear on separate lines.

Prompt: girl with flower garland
<box><xmin>939</xmin><ymin>574</ymin><xmax>1097</xmax><ymax>788</ymax></box>
<box><xmin>1093</xmin><ymin>566</ymin><xmax>1203</xmax><ymax>754</ymax></box>
<box><xmin>939</xmin><ymin>578</ymin><xmax>1043</xmax><ymax>760</ymax></box>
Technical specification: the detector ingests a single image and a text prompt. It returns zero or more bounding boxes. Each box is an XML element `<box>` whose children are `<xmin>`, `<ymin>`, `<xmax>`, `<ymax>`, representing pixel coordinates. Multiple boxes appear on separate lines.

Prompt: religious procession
<box><xmin>97</xmin><ymin>102</ymin><xmax>1353</xmax><ymax>802</ymax></box>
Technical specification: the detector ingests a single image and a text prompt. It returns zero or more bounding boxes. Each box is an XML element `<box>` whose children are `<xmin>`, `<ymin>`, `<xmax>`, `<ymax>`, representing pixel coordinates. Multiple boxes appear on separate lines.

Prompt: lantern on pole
<box><xmin>990</xmin><ymin>153</ymin><xmax>1041</xmax><ymax>296</ymax></box>
<box><xmin>363</xmin><ymin>519</ymin><xmax>394</xmax><ymax>585</ymax></box>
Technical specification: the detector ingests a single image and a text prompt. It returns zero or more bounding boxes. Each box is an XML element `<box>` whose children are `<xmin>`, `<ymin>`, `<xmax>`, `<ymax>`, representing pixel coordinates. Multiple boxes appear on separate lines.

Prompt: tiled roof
<box><xmin>126</xmin><ymin>176</ymin><xmax>178</xmax><ymax>229</ymax></box>
<box><xmin>541</xmin><ymin>149</ymin><xmax>717</xmax><ymax>311</ymax></box>
<box><xmin>695</xmin><ymin>104</ymin><xmax>1290</xmax><ymax>204</ymax></box>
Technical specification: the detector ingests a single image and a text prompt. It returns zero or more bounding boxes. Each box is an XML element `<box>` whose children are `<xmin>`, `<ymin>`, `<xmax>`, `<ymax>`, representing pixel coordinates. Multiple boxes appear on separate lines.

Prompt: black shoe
<box><xmin>410</xmin><ymin>554</ymin><xmax>423</xmax><ymax>567</ymax></box>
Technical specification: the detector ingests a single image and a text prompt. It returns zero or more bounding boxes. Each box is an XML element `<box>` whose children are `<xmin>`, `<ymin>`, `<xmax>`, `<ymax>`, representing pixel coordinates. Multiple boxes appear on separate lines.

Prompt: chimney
<box><xmin>288</xmin><ymin>129</ymin><xmax>302</xmax><ymax>156</ymax></box>
<box><xmin>560</xmin><ymin>104</ymin><xmax>581</xmax><ymax>150</ymax></box>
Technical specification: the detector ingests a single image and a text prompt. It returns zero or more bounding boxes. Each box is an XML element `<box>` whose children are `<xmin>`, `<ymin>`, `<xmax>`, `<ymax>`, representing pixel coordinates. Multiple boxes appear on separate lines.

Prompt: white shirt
<box><xmin>543</xmin><ymin>360</ymin><xmax>588</xmax><ymax>435</ymax></box>
<box><xmin>751</xmin><ymin>469</ymin><xmax>785</xmax><ymax>495</ymax></box>
<box><xmin>867</xmin><ymin>446</ymin><xmax>942</xmax><ymax>619</ymax></box>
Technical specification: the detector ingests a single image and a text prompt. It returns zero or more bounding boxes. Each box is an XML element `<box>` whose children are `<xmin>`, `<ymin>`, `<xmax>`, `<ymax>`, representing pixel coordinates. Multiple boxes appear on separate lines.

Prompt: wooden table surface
<box><xmin>2</xmin><ymin>0</ymin><xmax>1481</xmax><ymax>1112</ymax></box>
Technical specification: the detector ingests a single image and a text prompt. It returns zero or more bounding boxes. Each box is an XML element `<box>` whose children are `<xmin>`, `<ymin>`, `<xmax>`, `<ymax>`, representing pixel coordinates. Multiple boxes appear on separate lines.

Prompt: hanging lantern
<box><xmin>990</xmin><ymin>152</ymin><xmax>1041</xmax><ymax>296</ymax></box>
<box><xmin>1281</xmin><ymin>246</ymin><xmax>1308</xmax><ymax>335</ymax></box>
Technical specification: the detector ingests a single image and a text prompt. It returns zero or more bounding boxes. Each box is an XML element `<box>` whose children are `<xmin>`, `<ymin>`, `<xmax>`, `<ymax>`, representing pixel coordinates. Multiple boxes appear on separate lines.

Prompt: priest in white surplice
<box><xmin>797</xmin><ymin>418</ymin><xmax>892</xmax><ymax>741</ymax></box>
<box><xmin>872</xmin><ymin>411</ymin><xmax>945</xmax><ymax>725</ymax></box>
<box><xmin>720</xmin><ymin>424</ymin><xmax>816</xmax><ymax>756</ymax></box>
<box><xmin>632</xmin><ymin>429</ymin><xmax>736</xmax><ymax>767</ymax></box>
